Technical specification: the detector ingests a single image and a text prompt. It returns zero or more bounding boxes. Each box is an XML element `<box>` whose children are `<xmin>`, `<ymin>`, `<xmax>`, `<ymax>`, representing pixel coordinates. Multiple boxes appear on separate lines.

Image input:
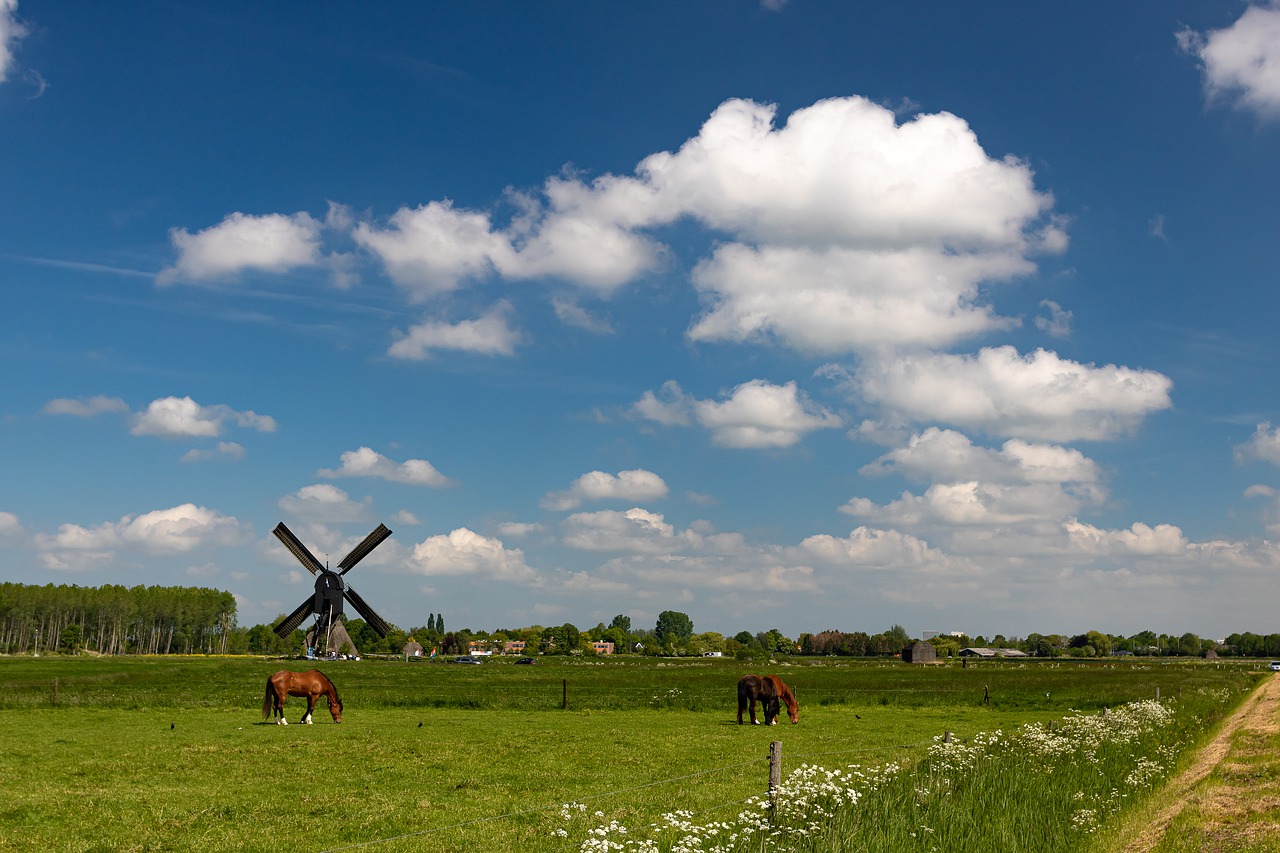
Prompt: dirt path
<box><xmin>1122</xmin><ymin>672</ymin><xmax>1280</xmax><ymax>852</ymax></box>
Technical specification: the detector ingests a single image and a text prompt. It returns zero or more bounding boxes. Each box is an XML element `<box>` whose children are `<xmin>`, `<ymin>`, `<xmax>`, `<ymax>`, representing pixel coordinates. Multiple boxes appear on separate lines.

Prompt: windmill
<box><xmin>271</xmin><ymin>522</ymin><xmax>394</xmax><ymax>656</ymax></box>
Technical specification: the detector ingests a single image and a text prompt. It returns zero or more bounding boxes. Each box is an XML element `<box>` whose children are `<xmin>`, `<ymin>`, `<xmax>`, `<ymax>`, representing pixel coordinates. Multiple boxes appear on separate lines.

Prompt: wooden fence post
<box><xmin>768</xmin><ymin>741</ymin><xmax>782</xmax><ymax>823</ymax></box>
<box><xmin>562</xmin><ymin>678</ymin><xmax>567</xmax><ymax>710</ymax></box>
<box><xmin>943</xmin><ymin>730</ymin><xmax>952</xmax><ymax>744</ymax></box>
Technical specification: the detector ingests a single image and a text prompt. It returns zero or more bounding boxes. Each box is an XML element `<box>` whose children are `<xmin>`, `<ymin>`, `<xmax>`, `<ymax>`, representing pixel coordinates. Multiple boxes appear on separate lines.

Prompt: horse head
<box><xmin>328</xmin><ymin>697</ymin><xmax>343</xmax><ymax>724</ymax></box>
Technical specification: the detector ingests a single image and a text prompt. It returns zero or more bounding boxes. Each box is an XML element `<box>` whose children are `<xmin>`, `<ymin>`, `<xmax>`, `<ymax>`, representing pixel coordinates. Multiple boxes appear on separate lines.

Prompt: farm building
<box><xmin>402</xmin><ymin>640</ymin><xmax>424</xmax><ymax>658</ymax></box>
<box><xmin>959</xmin><ymin>647</ymin><xmax>1029</xmax><ymax>658</ymax></box>
<box><xmin>901</xmin><ymin>641</ymin><xmax>937</xmax><ymax>664</ymax></box>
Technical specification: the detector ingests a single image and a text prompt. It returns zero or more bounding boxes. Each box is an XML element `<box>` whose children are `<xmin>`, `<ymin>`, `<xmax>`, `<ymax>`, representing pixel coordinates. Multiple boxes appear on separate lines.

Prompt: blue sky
<box><xmin>3</xmin><ymin>1</ymin><xmax>1280</xmax><ymax>642</ymax></box>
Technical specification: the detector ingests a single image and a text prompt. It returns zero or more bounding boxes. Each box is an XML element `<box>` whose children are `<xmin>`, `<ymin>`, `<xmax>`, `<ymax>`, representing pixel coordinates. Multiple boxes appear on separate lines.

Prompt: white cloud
<box><xmin>407</xmin><ymin>528</ymin><xmax>535</xmax><ymax>580</ymax></box>
<box><xmin>35</xmin><ymin>504</ymin><xmax>241</xmax><ymax>558</ymax></box>
<box><xmin>1035</xmin><ymin>299</ymin><xmax>1073</xmax><ymax>339</ymax></box>
<box><xmin>277</xmin><ymin>484</ymin><xmax>371</xmax><ymax>522</ymax></box>
<box><xmin>860</xmin><ymin>428</ymin><xmax>1101</xmax><ymax>486</ymax></box>
<box><xmin>158</xmin><ymin>211</ymin><xmax>324</xmax><ymax>285</ymax></box>
<box><xmin>182</xmin><ymin>442</ymin><xmax>246</xmax><ymax>463</ymax></box>
<box><xmin>0</xmin><ymin>0</ymin><xmax>26</xmax><ymax>84</ymax></box>
<box><xmin>0</xmin><ymin>510</ymin><xmax>23</xmax><ymax>544</ymax></box>
<box><xmin>496</xmin><ymin>521</ymin><xmax>544</xmax><ymax>537</ymax></box>
<box><xmin>353</xmin><ymin>200</ymin><xmax>509</xmax><ymax>297</ymax></box>
<box><xmin>634</xmin><ymin>379</ymin><xmax>842</xmax><ymax>448</ymax></box>
<box><xmin>130</xmin><ymin>396</ymin><xmax>277</xmax><ymax>438</ymax></box>
<box><xmin>1235</xmin><ymin>422</ymin><xmax>1280</xmax><ymax>466</ymax></box>
<box><xmin>388</xmin><ymin>302</ymin><xmax>523</xmax><ymax>359</ymax></box>
<box><xmin>852</xmin><ymin>347</ymin><xmax>1173</xmax><ymax>442</ymax></box>
<box><xmin>319</xmin><ymin>446</ymin><xmax>454</xmax><ymax>487</ymax></box>
<box><xmin>541</xmin><ymin>469</ymin><xmax>669</xmax><ymax>511</ymax></box>
<box><xmin>844</xmin><ymin>481</ymin><xmax>1092</xmax><ymax>528</ymax></box>
<box><xmin>43</xmin><ymin>396</ymin><xmax>130</xmax><ymax>417</ymax></box>
<box><xmin>562</xmin><ymin>508</ymin><xmax>683</xmax><ymax>553</ymax></box>
<box><xmin>799</xmin><ymin>526</ymin><xmax>955</xmax><ymax>572</ymax></box>
<box><xmin>1063</xmin><ymin>520</ymin><xmax>1189</xmax><ymax>557</ymax></box>
<box><xmin>687</xmin><ymin>242</ymin><xmax>1027</xmax><ymax>354</ymax></box>
<box><xmin>1180</xmin><ymin>4</ymin><xmax>1280</xmax><ymax>117</ymax></box>
<box><xmin>552</xmin><ymin>298</ymin><xmax>614</xmax><ymax>335</ymax></box>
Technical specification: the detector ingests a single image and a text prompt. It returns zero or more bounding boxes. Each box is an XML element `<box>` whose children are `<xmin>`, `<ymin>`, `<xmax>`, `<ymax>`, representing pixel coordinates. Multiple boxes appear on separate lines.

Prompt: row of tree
<box><xmin>0</xmin><ymin>582</ymin><xmax>236</xmax><ymax>655</ymax></box>
<box><xmin>4</xmin><ymin>583</ymin><xmax>1278</xmax><ymax>660</ymax></box>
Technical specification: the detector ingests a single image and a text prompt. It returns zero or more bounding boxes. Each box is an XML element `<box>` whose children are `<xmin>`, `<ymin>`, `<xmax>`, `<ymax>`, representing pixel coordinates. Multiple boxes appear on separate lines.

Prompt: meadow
<box><xmin>0</xmin><ymin>654</ymin><xmax>1263</xmax><ymax>852</ymax></box>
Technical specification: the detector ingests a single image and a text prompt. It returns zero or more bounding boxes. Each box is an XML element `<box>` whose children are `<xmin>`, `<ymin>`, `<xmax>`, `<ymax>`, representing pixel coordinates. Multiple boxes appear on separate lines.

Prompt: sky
<box><xmin>2</xmin><ymin>2</ymin><xmax>1280</xmax><ymax>643</ymax></box>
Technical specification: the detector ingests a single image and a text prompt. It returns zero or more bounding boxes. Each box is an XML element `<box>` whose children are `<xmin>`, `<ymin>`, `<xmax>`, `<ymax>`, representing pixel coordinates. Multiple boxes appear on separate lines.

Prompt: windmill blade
<box><xmin>273</xmin><ymin>523</ymin><xmax>324</xmax><ymax>575</ymax></box>
<box><xmin>337</xmin><ymin>523</ymin><xmax>392</xmax><ymax>574</ymax></box>
<box><xmin>273</xmin><ymin>597</ymin><xmax>315</xmax><ymax>638</ymax></box>
<box><xmin>343</xmin><ymin>584</ymin><xmax>392</xmax><ymax>637</ymax></box>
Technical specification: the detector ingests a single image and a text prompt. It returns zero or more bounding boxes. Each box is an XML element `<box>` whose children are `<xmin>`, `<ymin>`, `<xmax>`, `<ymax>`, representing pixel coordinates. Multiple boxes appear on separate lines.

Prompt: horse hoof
<box><xmin>279</xmin><ymin>720</ymin><xmax>287</xmax><ymax>726</ymax></box>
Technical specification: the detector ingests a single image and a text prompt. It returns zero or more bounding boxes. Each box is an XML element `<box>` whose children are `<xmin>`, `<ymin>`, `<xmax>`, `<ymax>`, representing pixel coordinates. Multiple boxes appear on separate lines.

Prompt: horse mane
<box><xmin>314</xmin><ymin>669</ymin><xmax>340</xmax><ymax>705</ymax></box>
<box><xmin>766</xmin><ymin>674</ymin><xmax>798</xmax><ymax>713</ymax></box>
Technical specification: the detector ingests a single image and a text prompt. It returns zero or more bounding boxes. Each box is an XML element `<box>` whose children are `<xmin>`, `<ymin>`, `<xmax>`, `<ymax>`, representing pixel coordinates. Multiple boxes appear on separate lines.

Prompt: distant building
<box><xmin>902</xmin><ymin>641</ymin><xmax>937</xmax><ymax>664</ymax></box>
<box><xmin>960</xmin><ymin>647</ymin><xmax>1029</xmax><ymax>658</ymax></box>
<box><xmin>503</xmin><ymin>640</ymin><xmax>527</xmax><ymax>654</ymax></box>
<box><xmin>590</xmin><ymin>641</ymin><xmax>614</xmax><ymax>655</ymax></box>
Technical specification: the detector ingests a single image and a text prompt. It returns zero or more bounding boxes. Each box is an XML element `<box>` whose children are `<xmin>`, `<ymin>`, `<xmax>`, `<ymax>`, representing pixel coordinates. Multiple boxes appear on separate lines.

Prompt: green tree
<box><xmin>609</xmin><ymin>614</ymin><xmax>631</xmax><ymax>634</ymax></box>
<box><xmin>59</xmin><ymin>623</ymin><xmax>83</xmax><ymax>655</ymax></box>
<box><xmin>654</xmin><ymin>611</ymin><xmax>694</xmax><ymax>650</ymax></box>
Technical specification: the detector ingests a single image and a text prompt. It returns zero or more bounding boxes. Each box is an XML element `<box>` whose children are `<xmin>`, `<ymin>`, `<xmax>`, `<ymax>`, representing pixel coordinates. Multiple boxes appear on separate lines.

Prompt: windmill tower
<box><xmin>271</xmin><ymin>522</ymin><xmax>394</xmax><ymax>656</ymax></box>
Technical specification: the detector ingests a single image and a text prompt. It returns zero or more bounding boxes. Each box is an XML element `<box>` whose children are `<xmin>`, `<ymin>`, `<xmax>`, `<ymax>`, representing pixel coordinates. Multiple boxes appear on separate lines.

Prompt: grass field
<box><xmin>0</xmin><ymin>655</ymin><xmax>1262</xmax><ymax>852</ymax></box>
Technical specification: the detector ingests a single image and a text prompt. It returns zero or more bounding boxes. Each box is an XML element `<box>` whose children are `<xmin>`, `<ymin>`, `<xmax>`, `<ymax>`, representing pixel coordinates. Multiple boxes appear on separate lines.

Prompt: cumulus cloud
<box><xmin>1179</xmin><ymin>3</ymin><xmax>1280</xmax><ymax>117</ymax></box>
<box><xmin>1235</xmin><ymin>421</ymin><xmax>1280</xmax><ymax>466</ymax></box>
<box><xmin>130</xmin><ymin>396</ymin><xmax>277</xmax><ymax>438</ymax></box>
<box><xmin>158</xmin><ymin>212</ymin><xmax>325</xmax><ymax>285</ymax></box>
<box><xmin>0</xmin><ymin>0</ymin><xmax>26</xmax><ymax>84</ymax></box>
<box><xmin>860</xmin><ymin>428</ymin><xmax>1101</xmax><ymax>486</ymax></box>
<box><xmin>541</xmin><ymin>469</ymin><xmax>669</xmax><ymax>511</ymax></box>
<box><xmin>633</xmin><ymin>379</ymin><xmax>842</xmax><ymax>448</ymax></box>
<box><xmin>1063</xmin><ymin>520</ymin><xmax>1190</xmax><ymax>556</ymax></box>
<box><xmin>182</xmin><ymin>94</ymin><xmax>1060</xmax><ymax>360</ymax></box>
<box><xmin>277</xmin><ymin>484</ymin><xmax>371</xmax><ymax>522</ymax></box>
<box><xmin>852</xmin><ymin>347</ymin><xmax>1173</xmax><ymax>442</ymax></box>
<box><xmin>353</xmin><ymin>201</ymin><xmax>510</xmax><ymax>296</ymax></box>
<box><xmin>844</xmin><ymin>481</ymin><xmax>1092</xmax><ymax>529</ymax></box>
<box><xmin>799</xmin><ymin>525</ymin><xmax>955</xmax><ymax>572</ymax></box>
<box><xmin>318</xmin><ymin>446</ymin><xmax>454</xmax><ymax>487</ymax></box>
<box><xmin>0</xmin><ymin>510</ymin><xmax>23</xmax><ymax>544</ymax></box>
<box><xmin>388</xmin><ymin>302</ymin><xmax>523</xmax><ymax>359</ymax></box>
<box><xmin>407</xmin><ymin>528</ymin><xmax>535</xmax><ymax>580</ymax></box>
<box><xmin>43</xmin><ymin>396</ymin><xmax>130</xmax><ymax>417</ymax></box>
<box><xmin>35</xmin><ymin>504</ymin><xmax>242</xmax><ymax>563</ymax></box>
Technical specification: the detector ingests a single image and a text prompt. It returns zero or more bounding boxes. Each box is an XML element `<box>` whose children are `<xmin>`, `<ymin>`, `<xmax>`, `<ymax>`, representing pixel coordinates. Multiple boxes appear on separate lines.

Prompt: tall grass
<box><xmin>557</xmin><ymin>683</ymin><xmax>1252</xmax><ymax>853</ymax></box>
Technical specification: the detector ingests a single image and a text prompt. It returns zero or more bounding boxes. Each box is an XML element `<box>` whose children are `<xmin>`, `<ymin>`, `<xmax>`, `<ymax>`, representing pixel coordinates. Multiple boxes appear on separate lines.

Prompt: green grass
<box><xmin>0</xmin><ymin>655</ymin><xmax>1261</xmax><ymax>852</ymax></box>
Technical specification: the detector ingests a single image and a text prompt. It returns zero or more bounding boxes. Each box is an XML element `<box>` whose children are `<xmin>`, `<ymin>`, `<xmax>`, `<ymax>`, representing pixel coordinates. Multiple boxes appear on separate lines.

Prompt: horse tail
<box><xmin>262</xmin><ymin>676</ymin><xmax>274</xmax><ymax>720</ymax></box>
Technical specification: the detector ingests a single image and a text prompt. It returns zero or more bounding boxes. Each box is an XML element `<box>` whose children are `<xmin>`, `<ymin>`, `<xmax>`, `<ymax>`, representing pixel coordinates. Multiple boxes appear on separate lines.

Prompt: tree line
<box><xmin>0</xmin><ymin>582</ymin><xmax>235</xmax><ymax>655</ymax></box>
<box><xmin>3</xmin><ymin>583</ymin><xmax>1278</xmax><ymax>660</ymax></box>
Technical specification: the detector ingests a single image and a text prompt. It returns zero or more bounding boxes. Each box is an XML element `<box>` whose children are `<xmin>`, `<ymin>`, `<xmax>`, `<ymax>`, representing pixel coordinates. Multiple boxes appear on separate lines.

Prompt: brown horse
<box><xmin>737</xmin><ymin>674</ymin><xmax>799</xmax><ymax>725</ymax></box>
<box><xmin>262</xmin><ymin>669</ymin><xmax>342</xmax><ymax>725</ymax></box>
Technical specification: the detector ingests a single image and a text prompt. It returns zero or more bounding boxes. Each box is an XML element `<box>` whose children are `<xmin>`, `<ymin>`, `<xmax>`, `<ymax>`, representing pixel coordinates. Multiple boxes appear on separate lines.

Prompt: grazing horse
<box><xmin>262</xmin><ymin>669</ymin><xmax>342</xmax><ymax>725</ymax></box>
<box><xmin>737</xmin><ymin>674</ymin><xmax>799</xmax><ymax>725</ymax></box>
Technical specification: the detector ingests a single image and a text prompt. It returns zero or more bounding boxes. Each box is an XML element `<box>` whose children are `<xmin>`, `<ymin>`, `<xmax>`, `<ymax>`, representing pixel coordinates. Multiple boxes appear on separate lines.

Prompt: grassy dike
<box><xmin>0</xmin><ymin>655</ymin><xmax>1260</xmax><ymax>852</ymax></box>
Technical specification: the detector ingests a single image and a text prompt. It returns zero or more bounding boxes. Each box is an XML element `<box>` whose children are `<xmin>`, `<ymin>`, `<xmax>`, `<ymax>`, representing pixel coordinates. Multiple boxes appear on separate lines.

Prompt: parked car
<box><xmin>515</xmin><ymin>657</ymin><xmax>536</xmax><ymax>665</ymax></box>
<box><xmin>451</xmin><ymin>655</ymin><xmax>483</xmax><ymax>665</ymax></box>
<box><xmin>1269</xmin><ymin>661</ymin><xmax>1280</xmax><ymax>671</ymax></box>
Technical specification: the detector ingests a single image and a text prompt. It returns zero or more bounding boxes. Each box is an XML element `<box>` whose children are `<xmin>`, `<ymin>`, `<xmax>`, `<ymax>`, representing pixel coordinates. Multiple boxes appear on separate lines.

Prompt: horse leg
<box><xmin>276</xmin><ymin>690</ymin><xmax>288</xmax><ymax>725</ymax></box>
<box><xmin>737</xmin><ymin>692</ymin><xmax>746</xmax><ymax>724</ymax></box>
<box><xmin>765</xmin><ymin>698</ymin><xmax>779</xmax><ymax>725</ymax></box>
<box><xmin>303</xmin><ymin>694</ymin><xmax>314</xmax><ymax>725</ymax></box>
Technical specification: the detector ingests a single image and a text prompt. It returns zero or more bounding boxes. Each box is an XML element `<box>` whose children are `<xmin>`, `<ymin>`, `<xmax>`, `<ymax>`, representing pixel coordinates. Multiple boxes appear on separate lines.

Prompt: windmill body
<box><xmin>271</xmin><ymin>522</ymin><xmax>394</xmax><ymax>655</ymax></box>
